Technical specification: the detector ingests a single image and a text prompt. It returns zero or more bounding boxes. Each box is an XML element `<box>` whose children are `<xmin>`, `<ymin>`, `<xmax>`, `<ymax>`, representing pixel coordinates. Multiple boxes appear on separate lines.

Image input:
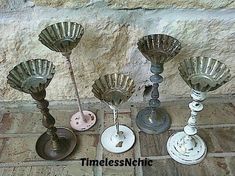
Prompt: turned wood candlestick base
<box><xmin>7</xmin><ymin>59</ymin><xmax>77</xmax><ymax>160</ymax></box>
<box><xmin>32</xmin><ymin>90</ymin><xmax>77</xmax><ymax>160</ymax></box>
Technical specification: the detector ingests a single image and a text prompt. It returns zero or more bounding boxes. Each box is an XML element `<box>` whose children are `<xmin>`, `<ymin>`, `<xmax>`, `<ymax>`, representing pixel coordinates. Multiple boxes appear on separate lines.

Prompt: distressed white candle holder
<box><xmin>92</xmin><ymin>73</ymin><xmax>135</xmax><ymax>153</ymax></box>
<box><xmin>167</xmin><ymin>56</ymin><xmax>231</xmax><ymax>165</ymax></box>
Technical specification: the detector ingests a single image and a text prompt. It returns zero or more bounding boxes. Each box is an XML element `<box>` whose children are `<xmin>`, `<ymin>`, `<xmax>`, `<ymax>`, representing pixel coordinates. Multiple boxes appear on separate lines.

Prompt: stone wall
<box><xmin>0</xmin><ymin>0</ymin><xmax>234</xmax><ymax>103</ymax></box>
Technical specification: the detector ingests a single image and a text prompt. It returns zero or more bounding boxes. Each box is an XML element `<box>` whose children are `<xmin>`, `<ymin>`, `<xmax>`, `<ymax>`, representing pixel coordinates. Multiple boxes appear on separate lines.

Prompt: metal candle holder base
<box><xmin>36</xmin><ymin>127</ymin><xmax>76</xmax><ymax>160</ymax></box>
<box><xmin>136</xmin><ymin>34</ymin><xmax>181</xmax><ymax>134</ymax></box>
<box><xmin>101</xmin><ymin>125</ymin><xmax>135</xmax><ymax>153</ymax></box>
<box><xmin>39</xmin><ymin>22</ymin><xmax>96</xmax><ymax>131</ymax></box>
<box><xmin>167</xmin><ymin>56</ymin><xmax>231</xmax><ymax>165</ymax></box>
<box><xmin>167</xmin><ymin>90</ymin><xmax>207</xmax><ymax>165</ymax></box>
<box><xmin>136</xmin><ymin>107</ymin><xmax>171</xmax><ymax>134</ymax></box>
<box><xmin>92</xmin><ymin>73</ymin><xmax>135</xmax><ymax>153</ymax></box>
<box><xmin>7</xmin><ymin>59</ymin><xmax>77</xmax><ymax>160</ymax></box>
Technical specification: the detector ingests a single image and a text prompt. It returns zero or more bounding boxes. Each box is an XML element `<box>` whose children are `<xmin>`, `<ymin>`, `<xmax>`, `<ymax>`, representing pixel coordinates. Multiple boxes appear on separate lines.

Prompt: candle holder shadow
<box><xmin>39</xmin><ymin>22</ymin><xmax>96</xmax><ymax>131</ymax></box>
<box><xmin>7</xmin><ymin>59</ymin><xmax>77</xmax><ymax>160</ymax></box>
<box><xmin>92</xmin><ymin>73</ymin><xmax>135</xmax><ymax>153</ymax></box>
<box><xmin>167</xmin><ymin>56</ymin><xmax>231</xmax><ymax>165</ymax></box>
<box><xmin>136</xmin><ymin>34</ymin><xmax>181</xmax><ymax>134</ymax></box>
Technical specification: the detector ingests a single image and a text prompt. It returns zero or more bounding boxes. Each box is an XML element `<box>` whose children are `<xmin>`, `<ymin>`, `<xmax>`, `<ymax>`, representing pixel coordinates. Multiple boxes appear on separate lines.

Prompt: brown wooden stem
<box><xmin>31</xmin><ymin>90</ymin><xmax>61</xmax><ymax>151</ymax></box>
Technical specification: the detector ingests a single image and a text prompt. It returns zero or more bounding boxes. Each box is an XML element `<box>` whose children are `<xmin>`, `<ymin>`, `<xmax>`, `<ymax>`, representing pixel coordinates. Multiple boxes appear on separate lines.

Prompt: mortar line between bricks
<box><xmin>93</xmin><ymin>110</ymin><xmax>104</xmax><ymax>176</ymax></box>
<box><xmin>2</xmin><ymin>123</ymin><xmax>235</xmax><ymax>138</ymax></box>
<box><xmin>0</xmin><ymin>159</ymin><xmax>83</xmax><ymax>168</ymax></box>
<box><xmin>1</xmin><ymin>99</ymin><xmax>234</xmax><ymax>117</ymax></box>
<box><xmin>142</xmin><ymin>152</ymin><xmax>235</xmax><ymax>160</ymax></box>
<box><xmin>170</xmin><ymin>123</ymin><xmax>235</xmax><ymax>130</ymax></box>
<box><xmin>131</xmin><ymin>108</ymin><xmax>143</xmax><ymax>176</ymax></box>
<box><xmin>207</xmin><ymin>152</ymin><xmax>235</xmax><ymax>157</ymax></box>
<box><xmin>0</xmin><ymin>132</ymin><xmax>100</xmax><ymax>138</ymax></box>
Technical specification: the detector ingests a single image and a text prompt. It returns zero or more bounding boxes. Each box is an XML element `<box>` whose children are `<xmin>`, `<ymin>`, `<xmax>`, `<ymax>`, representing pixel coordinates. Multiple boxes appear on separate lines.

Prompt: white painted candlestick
<box><xmin>101</xmin><ymin>106</ymin><xmax>135</xmax><ymax>153</ymax></box>
<box><xmin>167</xmin><ymin>90</ymin><xmax>207</xmax><ymax>165</ymax></box>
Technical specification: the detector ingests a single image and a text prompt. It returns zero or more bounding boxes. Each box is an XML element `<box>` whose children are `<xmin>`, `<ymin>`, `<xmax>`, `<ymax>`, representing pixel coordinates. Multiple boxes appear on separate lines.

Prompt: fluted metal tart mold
<box><xmin>7</xmin><ymin>59</ymin><xmax>77</xmax><ymax>160</ymax></box>
<box><xmin>92</xmin><ymin>73</ymin><xmax>135</xmax><ymax>106</ymax></box>
<box><xmin>92</xmin><ymin>73</ymin><xmax>136</xmax><ymax>153</ymax></box>
<box><xmin>137</xmin><ymin>34</ymin><xmax>181</xmax><ymax>65</ymax></box>
<box><xmin>178</xmin><ymin>56</ymin><xmax>231</xmax><ymax>92</ymax></box>
<box><xmin>167</xmin><ymin>57</ymin><xmax>231</xmax><ymax>165</ymax></box>
<box><xmin>39</xmin><ymin>22</ymin><xmax>84</xmax><ymax>53</ymax></box>
<box><xmin>39</xmin><ymin>21</ymin><xmax>97</xmax><ymax>132</ymax></box>
<box><xmin>7</xmin><ymin>59</ymin><xmax>55</xmax><ymax>94</ymax></box>
<box><xmin>136</xmin><ymin>34</ymin><xmax>181</xmax><ymax>134</ymax></box>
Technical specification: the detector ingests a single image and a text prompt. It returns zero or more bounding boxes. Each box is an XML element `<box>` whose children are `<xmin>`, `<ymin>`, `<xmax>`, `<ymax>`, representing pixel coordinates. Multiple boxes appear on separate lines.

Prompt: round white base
<box><xmin>70</xmin><ymin>111</ymin><xmax>96</xmax><ymax>131</ymax></box>
<box><xmin>101</xmin><ymin>125</ymin><xmax>135</xmax><ymax>153</ymax></box>
<box><xmin>167</xmin><ymin>131</ymin><xmax>207</xmax><ymax>165</ymax></box>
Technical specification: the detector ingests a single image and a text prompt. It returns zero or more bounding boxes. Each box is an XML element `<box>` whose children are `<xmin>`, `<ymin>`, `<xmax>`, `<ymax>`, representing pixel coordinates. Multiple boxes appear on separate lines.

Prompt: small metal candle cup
<box><xmin>92</xmin><ymin>73</ymin><xmax>135</xmax><ymax>153</ymax></box>
<box><xmin>7</xmin><ymin>59</ymin><xmax>77</xmax><ymax>160</ymax></box>
<box><xmin>136</xmin><ymin>34</ymin><xmax>181</xmax><ymax>134</ymax></box>
<box><xmin>167</xmin><ymin>56</ymin><xmax>231</xmax><ymax>165</ymax></box>
<box><xmin>39</xmin><ymin>22</ymin><xmax>96</xmax><ymax>131</ymax></box>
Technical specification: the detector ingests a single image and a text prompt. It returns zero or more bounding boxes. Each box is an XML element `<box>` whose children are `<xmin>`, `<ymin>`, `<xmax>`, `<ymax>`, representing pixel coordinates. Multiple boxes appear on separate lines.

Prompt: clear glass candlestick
<box><xmin>136</xmin><ymin>34</ymin><xmax>181</xmax><ymax>134</ymax></box>
<box><xmin>167</xmin><ymin>56</ymin><xmax>231</xmax><ymax>165</ymax></box>
<box><xmin>7</xmin><ymin>59</ymin><xmax>77</xmax><ymax>160</ymax></box>
<box><xmin>39</xmin><ymin>22</ymin><xmax>96</xmax><ymax>131</ymax></box>
<box><xmin>92</xmin><ymin>73</ymin><xmax>135</xmax><ymax>153</ymax></box>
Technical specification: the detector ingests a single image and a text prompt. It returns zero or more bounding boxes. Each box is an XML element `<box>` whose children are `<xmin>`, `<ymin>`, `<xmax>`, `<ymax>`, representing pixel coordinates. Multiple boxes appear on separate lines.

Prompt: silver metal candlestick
<box><xmin>92</xmin><ymin>73</ymin><xmax>135</xmax><ymax>153</ymax></box>
<box><xmin>39</xmin><ymin>21</ymin><xmax>96</xmax><ymax>131</ymax></box>
<box><xmin>167</xmin><ymin>56</ymin><xmax>231</xmax><ymax>165</ymax></box>
<box><xmin>136</xmin><ymin>34</ymin><xmax>181</xmax><ymax>134</ymax></box>
<box><xmin>7</xmin><ymin>59</ymin><xmax>77</xmax><ymax>160</ymax></box>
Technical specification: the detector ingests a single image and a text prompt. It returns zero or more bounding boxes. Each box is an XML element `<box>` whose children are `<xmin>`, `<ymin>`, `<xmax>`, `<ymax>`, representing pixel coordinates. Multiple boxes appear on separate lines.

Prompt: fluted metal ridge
<box><xmin>7</xmin><ymin>59</ymin><xmax>55</xmax><ymax>94</ymax></box>
<box><xmin>178</xmin><ymin>56</ymin><xmax>231</xmax><ymax>92</ymax></box>
<box><xmin>39</xmin><ymin>21</ymin><xmax>84</xmax><ymax>53</ymax></box>
<box><xmin>137</xmin><ymin>34</ymin><xmax>181</xmax><ymax>65</ymax></box>
<box><xmin>92</xmin><ymin>73</ymin><xmax>135</xmax><ymax>106</ymax></box>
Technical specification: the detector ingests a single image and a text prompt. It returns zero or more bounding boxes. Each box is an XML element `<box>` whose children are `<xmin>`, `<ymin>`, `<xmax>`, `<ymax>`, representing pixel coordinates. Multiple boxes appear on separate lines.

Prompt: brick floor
<box><xmin>142</xmin><ymin>157</ymin><xmax>232</xmax><ymax>176</ymax></box>
<box><xmin>0</xmin><ymin>102</ymin><xmax>235</xmax><ymax>176</ymax></box>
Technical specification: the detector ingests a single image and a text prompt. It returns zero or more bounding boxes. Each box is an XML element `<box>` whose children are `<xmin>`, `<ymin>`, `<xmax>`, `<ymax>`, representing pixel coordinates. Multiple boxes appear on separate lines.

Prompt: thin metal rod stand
<box><xmin>63</xmin><ymin>52</ymin><xmax>86</xmax><ymax>121</ymax></box>
<box><xmin>112</xmin><ymin>108</ymin><xmax>120</xmax><ymax>135</ymax></box>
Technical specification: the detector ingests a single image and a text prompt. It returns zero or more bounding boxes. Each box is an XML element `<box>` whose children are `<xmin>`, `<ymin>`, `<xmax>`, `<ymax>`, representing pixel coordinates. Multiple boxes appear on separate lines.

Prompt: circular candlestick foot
<box><xmin>36</xmin><ymin>127</ymin><xmax>77</xmax><ymax>160</ymax></box>
<box><xmin>70</xmin><ymin>110</ymin><xmax>96</xmax><ymax>131</ymax></box>
<box><xmin>136</xmin><ymin>107</ymin><xmax>170</xmax><ymax>134</ymax></box>
<box><xmin>101</xmin><ymin>125</ymin><xmax>135</xmax><ymax>153</ymax></box>
<box><xmin>167</xmin><ymin>131</ymin><xmax>207</xmax><ymax>165</ymax></box>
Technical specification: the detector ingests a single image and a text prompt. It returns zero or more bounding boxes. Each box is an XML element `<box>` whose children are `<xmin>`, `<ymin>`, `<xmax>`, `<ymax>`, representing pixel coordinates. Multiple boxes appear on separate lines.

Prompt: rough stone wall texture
<box><xmin>31</xmin><ymin>0</ymin><xmax>235</xmax><ymax>9</ymax></box>
<box><xmin>105</xmin><ymin>0</ymin><xmax>235</xmax><ymax>9</ymax></box>
<box><xmin>0</xmin><ymin>1</ymin><xmax>234</xmax><ymax>102</ymax></box>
